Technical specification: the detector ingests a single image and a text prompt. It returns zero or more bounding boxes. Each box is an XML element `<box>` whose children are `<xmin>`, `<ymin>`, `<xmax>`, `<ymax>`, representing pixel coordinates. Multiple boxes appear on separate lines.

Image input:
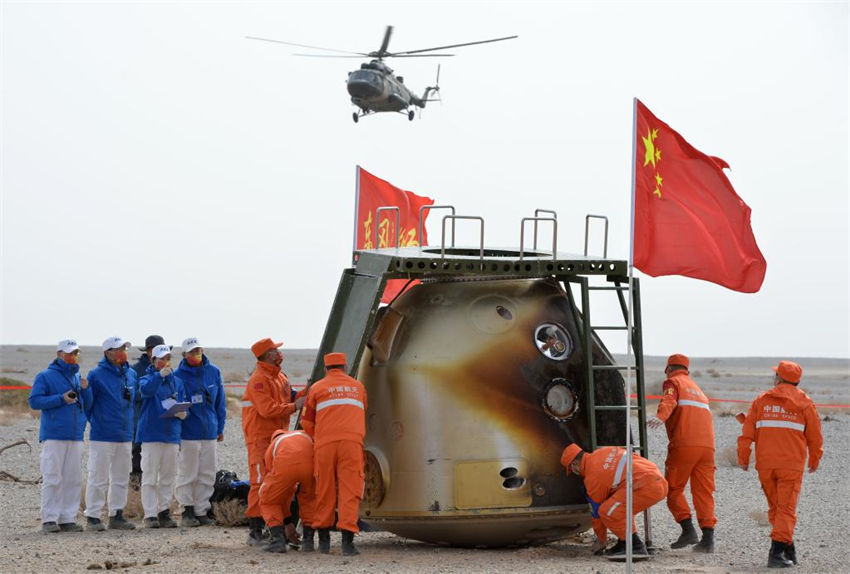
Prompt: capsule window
<box><xmin>541</xmin><ymin>378</ymin><xmax>579</xmax><ymax>422</ymax></box>
<box><xmin>534</xmin><ymin>323</ymin><xmax>572</xmax><ymax>361</ymax></box>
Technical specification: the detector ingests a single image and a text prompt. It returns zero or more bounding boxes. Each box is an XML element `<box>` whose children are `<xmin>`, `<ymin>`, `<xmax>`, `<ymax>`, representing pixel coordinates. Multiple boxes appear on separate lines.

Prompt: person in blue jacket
<box><xmin>82</xmin><ymin>336</ymin><xmax>138</xmax><ymax>531</ymax></box>
<box><xmin>174</xmin><ymin>337</ymin><xmax>226</xmax><ymax>527</ymax></box>
<box><xmin>130</xmin><ymin>334</ymin><xmax>167</xmax><ymax>479</ymax></box>
<box><xmin>28</xmin><ymin>339</ymin><xmax>92</xmax><ymax>533</ymax></box>
<box><xmin>137</xmin><ymin>344</ymin><xmax>186</xmax><ymax>528</ymax></box>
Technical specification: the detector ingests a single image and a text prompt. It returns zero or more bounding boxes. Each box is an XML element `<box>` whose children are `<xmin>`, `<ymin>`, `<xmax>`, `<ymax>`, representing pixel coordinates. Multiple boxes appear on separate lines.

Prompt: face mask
<box><xmin>186</xmin><ymin>354</ymin><xmax>203</xmax><ymax>367</ymax></box>
<box><xmin>112</xmin><ymin>350</ymin><xmax>128</xmax><ymax>365</ymax></box>
<box><xmin>61</xmin><ymin>354</ymin><xmax>79</xmax><ymax>365</ymax></box>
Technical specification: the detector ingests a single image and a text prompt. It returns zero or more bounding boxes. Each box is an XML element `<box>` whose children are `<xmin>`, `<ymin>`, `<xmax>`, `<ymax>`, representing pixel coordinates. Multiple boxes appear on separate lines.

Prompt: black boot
<box><xmin>318</xmin><ymin>528</ymin><xmax>331</xmax><ymax>554</ymax></box>
<box><xmin>693</xmin><ymin>527</ymin><xmax>714</xmax><ymax>553</ymax></box>
<box><xmin>604</xmin><ymin>538</ymin><xmax>626</xmax><ymax>557</ymax></box>
<box><xmin>768</xmin><ymin>540</ymin><xmax>793</xmax><ymax>568</ymax></box>
<box><xmin>302</xmin><ymin>526</ymin><xmax>315</xmax><ymax>553</ymax></box>
<box><xmin>671</xmin><ymin>518</ymin><xmax>699</xmax><ymax>548</ymax></box>
<box><xmin>631</xmin><ymin>532</ymin><xmax>648</xmax><ymax>556</ymax></box>
<box><xmin>341</xmin><ymin>530</ymin><xmax>360</xmax><ymax>556</ymax></box>
<box><xmin>157</xmin><ymin>509</ymin><xmax>177</xmax><ymax>528</ymax></box>
<box><xmin>263</xmin><ymin>525</ymin><xmax>288</xmax><ymax>553</ymax></box>
<box><xmin>247</xmin><ymin>517</ymin><xmax>267</xmax><ymax>547</ymax></box>
<box><xmin>108</xmin><ymin>509</ymin><xmax>135</xmax><ymax>530</ymax></box>
<box><xmin>784</xmin><ymin>541</ymin><xmax>797</xmax><ymax>565</ymax></box>
<box><xmin>181</xmin><ymin>505</ymin><xmax>200</xmax><ymax>527</ymax></box>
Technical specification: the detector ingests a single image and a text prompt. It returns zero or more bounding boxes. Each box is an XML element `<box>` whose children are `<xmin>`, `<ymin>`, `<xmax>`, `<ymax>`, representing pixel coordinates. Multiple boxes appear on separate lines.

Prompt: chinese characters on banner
<box><xmin>355</xmin><ymin>166</ymin><xmax>435</xmax><ymax>302</ymax></box>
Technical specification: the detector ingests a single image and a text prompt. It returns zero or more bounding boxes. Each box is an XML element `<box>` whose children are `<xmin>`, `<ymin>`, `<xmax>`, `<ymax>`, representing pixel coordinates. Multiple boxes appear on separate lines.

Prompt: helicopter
<box><xmin>247</xmin><ymin>26</ymin><xmax>517</xmax><ymax>122</ymax></box>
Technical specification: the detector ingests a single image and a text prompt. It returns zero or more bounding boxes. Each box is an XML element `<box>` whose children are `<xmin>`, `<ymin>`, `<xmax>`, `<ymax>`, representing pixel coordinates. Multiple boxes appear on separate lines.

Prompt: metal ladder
<box><xmin>563</xmin><ymin>214</ymin><xmax>651</xmax><ymax>547</ymax></box>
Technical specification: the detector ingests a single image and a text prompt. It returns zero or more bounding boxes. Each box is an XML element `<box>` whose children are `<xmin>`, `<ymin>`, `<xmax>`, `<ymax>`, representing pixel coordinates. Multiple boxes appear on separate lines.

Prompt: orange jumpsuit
<box><xmin>655</xmin><ymin>370</ymin><xmax>717</xmax><ymax>528</ymax></box>
<box><xmin>301</xmin><ymin>369</ymin><xmax>367</xmax><ymax>533</ymax></box>
<box><xmin>258</xmin><ymin>430</ymin><xmax>316</xmax><ymax>528</ymax></box>
<box><xmin>241</xmin><ymin>361</ymin><xmax>297</xmax><ymax>518</ymax></box>
<box><xmin>737</xmin><ymin>383</ymin><xmax>823</xmax><ymax>544</ymax></box>
<box><xmin>564</xmin><ymin>446</ymin><xmax>668</xmax><ymax>541</ymax></box>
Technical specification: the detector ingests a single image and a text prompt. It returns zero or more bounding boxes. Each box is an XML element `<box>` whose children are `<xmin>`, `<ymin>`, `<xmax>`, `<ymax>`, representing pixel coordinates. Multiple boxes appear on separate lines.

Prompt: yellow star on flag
<box><xmin>642</xmin><ymin>129</ymin><xmax>657</xmax><ymax>168</ymax></box>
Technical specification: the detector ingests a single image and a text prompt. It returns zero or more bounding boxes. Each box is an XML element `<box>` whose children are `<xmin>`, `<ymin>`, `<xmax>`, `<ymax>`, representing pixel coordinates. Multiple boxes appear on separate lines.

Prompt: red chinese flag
<box><xmin>355</xmin><ymin>166</ymin><xmax>435</xmax><ymax>303</ymax></box>
<box><xmin>633</xmin><ymin>100</ymin><xmax>766</xmax><ymax>293</ymax></box>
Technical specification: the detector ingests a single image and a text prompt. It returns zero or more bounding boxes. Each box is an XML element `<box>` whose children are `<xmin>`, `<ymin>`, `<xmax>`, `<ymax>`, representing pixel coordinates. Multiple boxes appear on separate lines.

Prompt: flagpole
<box><xmin>353</xmin><ymin>165</ymin><xmax>361</xmax><ymax>266</ymax></box>
<box><xmin>624</xmin><ymin>97</ymin><xmax>638</xmax><ymax>573</ymax></box>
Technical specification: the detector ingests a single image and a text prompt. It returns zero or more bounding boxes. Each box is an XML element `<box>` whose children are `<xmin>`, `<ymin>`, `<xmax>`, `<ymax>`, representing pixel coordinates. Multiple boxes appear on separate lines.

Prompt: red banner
<box><xmin>633</xmin><ymin>100</ymin><xmax>766</xmax><ymax>293</ymax></box>
<box><xmin>356</xmin><ymin>166</ymin><xmax>435</xmax><ymax>302</ymax></box>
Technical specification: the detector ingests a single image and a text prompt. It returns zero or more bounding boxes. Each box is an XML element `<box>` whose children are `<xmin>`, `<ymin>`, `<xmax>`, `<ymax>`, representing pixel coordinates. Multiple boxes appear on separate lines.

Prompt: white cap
<box><xmin>151</xmin><ymin>344</ymin><xmax>172</xmax><ymax>359</ymax></box>
<box><xmin>57</xmin><ymin>339</ymin><xmax>79</xmax><ymax>353</ymax></box>
<box><xmin>102</xmin><ymin>336</ymin><xmax>130</xmax><ymax>351</ymax></box>
<box><xmin>182</xmin><ymin>337</ymin><xmax>202</xmax><ymax>353</ymax></box>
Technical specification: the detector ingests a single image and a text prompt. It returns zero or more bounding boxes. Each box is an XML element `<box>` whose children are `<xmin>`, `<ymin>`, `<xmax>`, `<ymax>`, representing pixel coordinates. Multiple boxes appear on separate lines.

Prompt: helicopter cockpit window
<box><xmin>349</xmin><ymin>70</ymin><xmax>383</xmax><ymax>90</ymax></box>
<box><xmin>534</xmin><ymin>323</ymin><xmax>572</xmax><ymax>361</ymax></box>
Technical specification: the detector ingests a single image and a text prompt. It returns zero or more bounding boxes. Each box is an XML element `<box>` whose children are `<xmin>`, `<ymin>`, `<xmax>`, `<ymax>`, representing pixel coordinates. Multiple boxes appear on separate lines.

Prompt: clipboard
<box><xmin>159</xmin><ymin>401</ymin><xmax>191</xmax><ymax>418</ymax></box>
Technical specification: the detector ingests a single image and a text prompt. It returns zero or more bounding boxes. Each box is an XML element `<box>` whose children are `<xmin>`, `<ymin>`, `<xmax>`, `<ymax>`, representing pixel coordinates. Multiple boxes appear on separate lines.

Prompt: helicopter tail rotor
<box><xmin>423</xmin><ymin>63</ymin><xmax>442</xmax><ymax>103</ymax></box>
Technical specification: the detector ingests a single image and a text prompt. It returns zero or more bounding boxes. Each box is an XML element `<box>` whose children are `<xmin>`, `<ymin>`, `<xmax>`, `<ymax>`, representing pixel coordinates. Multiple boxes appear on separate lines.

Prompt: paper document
<box><xmin>160</xmin><ymin>401</ymin><xmax>191</xmax><ymax>418</ymax></box>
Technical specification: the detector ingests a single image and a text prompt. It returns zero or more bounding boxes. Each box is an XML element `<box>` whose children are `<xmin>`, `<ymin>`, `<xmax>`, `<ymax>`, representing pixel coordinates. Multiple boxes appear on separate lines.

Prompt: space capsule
<box><xmin>309</xmin><ymin>222</ymin><xmax>646</xmax><ymax>548</ymax></box>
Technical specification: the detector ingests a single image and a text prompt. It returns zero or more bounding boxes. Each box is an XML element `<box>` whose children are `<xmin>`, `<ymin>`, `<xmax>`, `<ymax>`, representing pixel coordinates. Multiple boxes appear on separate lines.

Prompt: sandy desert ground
<box><xmin>1</xmin><ymin>346</ymin><xmax>848</xmax><ymax>573</ymax></box>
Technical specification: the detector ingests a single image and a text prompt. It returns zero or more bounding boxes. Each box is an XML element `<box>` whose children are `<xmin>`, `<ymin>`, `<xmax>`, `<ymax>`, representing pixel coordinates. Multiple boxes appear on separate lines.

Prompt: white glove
<box><xmin>174</xmin><ymin>411</ymin><xmax>187</xmax><ymax>420</ymax></box>
<box><xmin>647</xmin><ymin>416</ymin><xmax>664</xmax><ymax>429</ymax></box>
<box><xmin>159</xmin><ymin>367</ymin><xmax>173</xmax><ymax>377</ymax></box>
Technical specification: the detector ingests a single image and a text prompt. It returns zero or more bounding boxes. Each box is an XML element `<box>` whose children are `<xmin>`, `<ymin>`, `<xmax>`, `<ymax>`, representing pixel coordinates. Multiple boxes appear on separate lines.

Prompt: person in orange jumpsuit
<box><xmin>647</xmin><ymin>353</ymin><xmax>716</xmax><ymax>552</ymax></box>
<box><xmin>561</xmin><ymin>444</ymin><xmax>668</xmax><ymax>561</ymax></box>
<box><xmin>241</xmin><ymin>338</ymin><xmax>304</xmax><ymax>546</ymax></box>
<box><xmin>738</xmin><ymin>361</ymin><xmax>823</xmax><ymax>569</ymax></box>
<box><xmin>301</xmin><ymin>352</ymin><xmax>367</xmax><ymax>556</ymax></box>
<box><xmin>258</xmin><ymin>429</ymin><xmax>316</xmax><ymax>553</ymax></box>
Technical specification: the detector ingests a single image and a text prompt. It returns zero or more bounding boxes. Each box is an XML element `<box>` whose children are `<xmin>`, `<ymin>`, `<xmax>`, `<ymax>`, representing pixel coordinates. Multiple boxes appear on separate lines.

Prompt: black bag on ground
<box><xmin>210</xmin><ymin>469</ymin><xmax>250</xmax><ymax>504</ymax></box>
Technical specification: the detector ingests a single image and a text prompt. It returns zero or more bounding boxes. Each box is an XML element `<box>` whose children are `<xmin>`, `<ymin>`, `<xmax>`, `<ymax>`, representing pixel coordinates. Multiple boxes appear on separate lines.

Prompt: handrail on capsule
<box><xmin>375</xmin><ymin>207</ymin><xmax>400</xmax><ymax>249</ymax></box>
<box><xmin>584</xmin><ymin>214</ymin><xmax>609</xmax><ymax>258</ymax></box>
<box><xmin>419</xmin><ymin>205</ymin><xmax>455</xmax><ymax>250</ymax></box>
<box><xmin>441</xmin><ymin>215</ymin><xmax>485</xmax><ymax>261</ymax></box>
<box><xmin>520</xmin><ymin>217</ymin><xmax>557</xmax><ymax>261</ymax></box>
<box><xmin>533</xmin><ymin>209</ymin><xmax>557</xmax><ymax>250</ymax></box>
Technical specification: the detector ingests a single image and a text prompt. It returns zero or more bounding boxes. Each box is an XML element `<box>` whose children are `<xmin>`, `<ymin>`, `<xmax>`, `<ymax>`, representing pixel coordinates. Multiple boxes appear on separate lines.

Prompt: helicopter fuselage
<box><xmin>347</xmin><ymin>60</ymin><xmax>427</xmax><ymax>113</ymax></box>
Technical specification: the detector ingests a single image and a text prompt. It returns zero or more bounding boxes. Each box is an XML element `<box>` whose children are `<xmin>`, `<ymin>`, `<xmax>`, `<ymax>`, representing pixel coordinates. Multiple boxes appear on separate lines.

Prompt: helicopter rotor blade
<box><xmin>245</xmin><ymin>36</ymin><xmax>368</xmax><ymax>56</ymax></box>
<box><xmin>388</xmin><ymin>35</ymin><xmax>517</xmax><ymax>56</ymax></box>
<box><xmin>375</xmin><ymin>25</ymin><xmax>393</xmax><ymax>58</ymax></box>
<box><xmin>293</xmin><ymin>53</ymin><xmax>368</xmax><ymax>58</ymax></box>
<box><xmin>391</xmin><ymin>53</ymin><xmax>455</xmax><ymax>58</ymax></box>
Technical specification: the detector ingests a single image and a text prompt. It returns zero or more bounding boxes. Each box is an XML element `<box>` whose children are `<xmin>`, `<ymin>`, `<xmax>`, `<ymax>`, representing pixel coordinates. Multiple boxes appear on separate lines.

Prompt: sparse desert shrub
<box><xmin>706</xmin><ymin>368</ymin><xmax>721</xmax><ymax>378</ymax></box>
<box><xmin>226</xmin><ymin>395</ymin><xmax>242</xmax><ymax>418</ymax></box>
<box><xmin>213</xmin><ymin>498</ymin><xmax>248</xmax><ymax>526</ymax></box>
<box><xmin>0</xmin><ymin>381</ymin><xmax>37</xmax><ymax>425</ymax></box>
<box><xmin>749</xmin><ymin>509</ymin><xmax>769</xmax><ymax>526</ymax></box>
<box><xmin>718</xmin><ymin>445</ymin><xmax>739</xmax><ymax>467</ymax></box>
<box><xmin>691</xmin><ymin>370</ymin><xmax>703</xmax><ymax>378</ymax></box>
<box><xmin>223</xmin><ymin>371</ymin><xmax>246</xmax><ymax>384</ymax></box>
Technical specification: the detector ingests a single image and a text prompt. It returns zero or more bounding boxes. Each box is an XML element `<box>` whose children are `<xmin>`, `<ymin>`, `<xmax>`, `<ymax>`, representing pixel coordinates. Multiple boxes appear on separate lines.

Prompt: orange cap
<box><xmin>251</xmin><ymin>338</ymin><xmax>283</xmax><ymax>358</ymax></box>
<box><xmin>560</xmin><ymin>443</ymin><xmax>584</xmax><ymax>474</ymax></box>
<box><xmin>324</xmin><ymin>352</ymin><xmax>347</xmax><ymax>367</ymax></box>
<box><xmin>667</xmin><ymin>354</ymin><xmax>690</xmax><ymax>369</ymax></box>
<box><xmin>772</xmin><ymin>360</ymin><xmax>802</xmax><ymax>384</ymax></box>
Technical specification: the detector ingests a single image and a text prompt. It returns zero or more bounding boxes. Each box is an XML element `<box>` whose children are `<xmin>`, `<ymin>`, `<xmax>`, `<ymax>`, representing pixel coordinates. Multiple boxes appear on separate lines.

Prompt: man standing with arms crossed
<box><xmin>83</xmin><ymin>336</ymin><xmax>137</xmax><ymax>531</ymax></box>
<box><xmin>738</xmin><ymin>361</ymin><xmax>823</xmax><ymax>569</ymax></box>
<box><xmin>648</xmin><ymin>353</ymin><xmax>716</xmax><ymax>552</ymax></box>
<box><xmin>301</xmin><ymin>352</ymin><xmax>367</xmax><ymax>556</ymax></box>
<box><xmin>241</xmin><ymin>338</ymin><xmax>304</xmax><ymax>546</ymax></box>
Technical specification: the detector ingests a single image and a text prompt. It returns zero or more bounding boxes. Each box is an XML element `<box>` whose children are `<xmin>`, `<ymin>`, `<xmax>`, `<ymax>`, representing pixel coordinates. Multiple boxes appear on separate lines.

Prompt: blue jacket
<box><xmin>84</xmin><ymin>357</ymin><xmax>138</xmax><ymax>442</ymax></box>
<box><xmin>28</xmin><ymin>360</ymin><xmax>91</xmax><ymax>442</ymax></box>
<box><xmin>175</xmin><ymin>356</ymin><xmax>226</xmax><ymax>440</ymax></box>
<box><xmin>137</xmin><ymin>364</ymin><xmax>185</xmax><ymax>444</ymax></box>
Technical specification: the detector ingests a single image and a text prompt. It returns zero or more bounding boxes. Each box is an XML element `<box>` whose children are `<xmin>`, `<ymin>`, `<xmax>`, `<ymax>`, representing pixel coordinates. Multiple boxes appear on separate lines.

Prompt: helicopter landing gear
<box><xmin>408</xmin><ymin>110</ymin><xmax>415</xmax><ymax>121</ymax></box>
<box><xmin>352</xmin><ymin>112</ymin><xmax>359</xmax><ymax>123</ymax></box>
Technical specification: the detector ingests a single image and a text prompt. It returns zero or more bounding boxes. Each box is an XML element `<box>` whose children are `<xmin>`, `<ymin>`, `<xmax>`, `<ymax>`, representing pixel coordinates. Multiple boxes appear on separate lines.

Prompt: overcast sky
<box><xmin>1</xmin><ymin>1</ymin><xmax>848</xmax><ymax>358</ymax></box>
